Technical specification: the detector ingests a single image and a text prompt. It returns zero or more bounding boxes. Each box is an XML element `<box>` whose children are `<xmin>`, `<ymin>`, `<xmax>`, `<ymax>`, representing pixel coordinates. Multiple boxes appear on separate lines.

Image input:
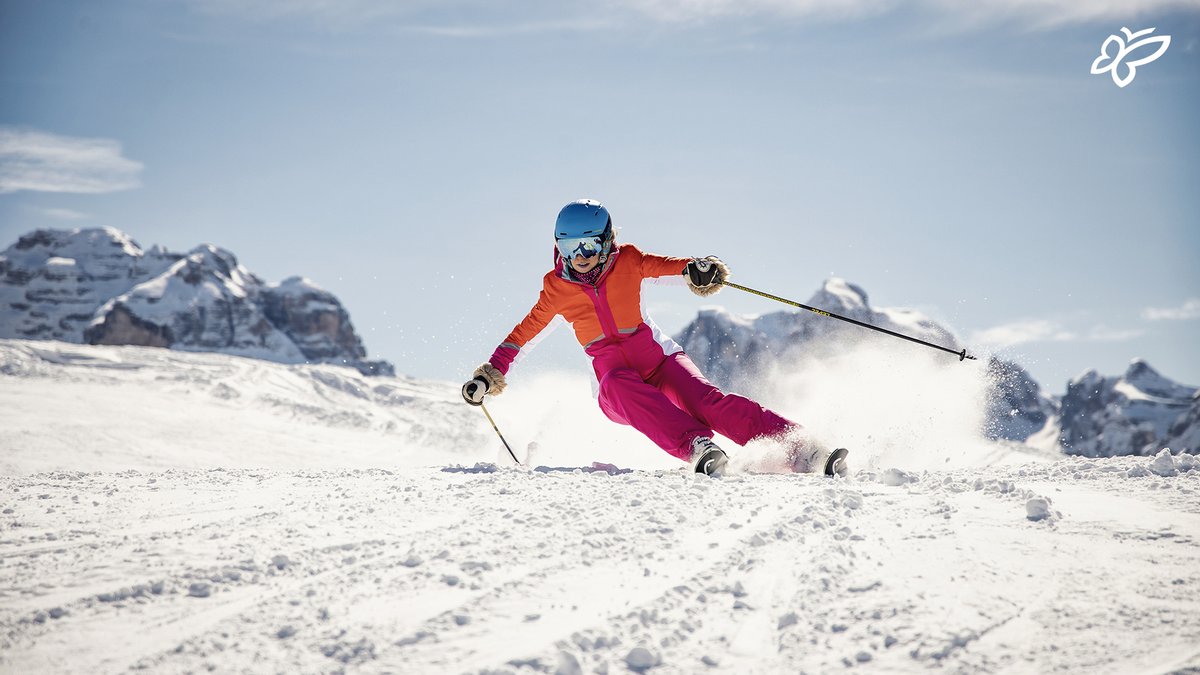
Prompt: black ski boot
<box><xmin>824</xmin><ymin>447</ymin><xmax>850</xmax><ymax>477</ymax></box>
<box><xmin>690</xmin><ymin>437</ymin><xmax>729</xmax><ymax>477</ymax></box>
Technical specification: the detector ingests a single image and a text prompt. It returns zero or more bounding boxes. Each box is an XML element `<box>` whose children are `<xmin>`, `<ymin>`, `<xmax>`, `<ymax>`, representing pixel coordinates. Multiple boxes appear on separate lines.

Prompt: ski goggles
<box><xmin>556</xmin><ymin>235</ymin><xmax>604</xmax><ymax>260</ymax></box>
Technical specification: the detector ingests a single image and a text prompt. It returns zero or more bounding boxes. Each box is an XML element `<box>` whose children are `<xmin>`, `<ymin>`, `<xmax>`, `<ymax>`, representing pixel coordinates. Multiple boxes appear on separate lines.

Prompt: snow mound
<box><xmin>0</xmin><ymin>339</ymin><xmax>490</xmax><ymax>474</ymax></box>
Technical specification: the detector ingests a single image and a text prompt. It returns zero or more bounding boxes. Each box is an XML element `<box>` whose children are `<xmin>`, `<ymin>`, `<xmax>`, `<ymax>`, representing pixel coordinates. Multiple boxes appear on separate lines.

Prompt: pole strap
<box><xmin>721</xmin><ymin>280</ymin><xmax>976</xmax><ymax>362</ymax></box>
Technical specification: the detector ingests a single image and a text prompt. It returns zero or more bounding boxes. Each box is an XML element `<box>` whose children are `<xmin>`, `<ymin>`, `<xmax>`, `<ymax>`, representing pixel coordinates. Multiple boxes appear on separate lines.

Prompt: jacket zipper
<box><xmin>584</xmin><ymin>284</ymin><xmax>620</xmax><ymax>340</ymax></box>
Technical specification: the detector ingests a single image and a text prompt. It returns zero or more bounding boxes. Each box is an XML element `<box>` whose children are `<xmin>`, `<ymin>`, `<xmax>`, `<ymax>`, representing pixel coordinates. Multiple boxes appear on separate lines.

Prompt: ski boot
<box><xmin>824</xmin><ymin>447</ymin><xmax>850</xmax><ymax>478</ymax></box>
<box><xmin>789</xmin><ymin>443</ymin><xmax>850</xmax><ymax>477</ymax></box>
<box><xmin>690</xmin><ymin>437</ymin><xmax>729</xmax><ymax>477</ymax></box>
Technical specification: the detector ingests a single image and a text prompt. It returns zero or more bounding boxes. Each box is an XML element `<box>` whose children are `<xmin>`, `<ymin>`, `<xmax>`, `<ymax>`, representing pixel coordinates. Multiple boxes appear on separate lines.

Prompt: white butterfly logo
<box><xmin>1091</xmin><ymin>27</ymin><xmax>1171</xmax><ymax>88</ymax></box>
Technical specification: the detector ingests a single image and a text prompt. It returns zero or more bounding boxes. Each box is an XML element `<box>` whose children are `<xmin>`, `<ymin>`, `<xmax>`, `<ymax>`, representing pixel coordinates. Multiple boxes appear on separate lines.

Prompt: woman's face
<box><xmin>570</xmin><ymin>254</ymin><xmax>600</xmax><ymax>274</ymax></box>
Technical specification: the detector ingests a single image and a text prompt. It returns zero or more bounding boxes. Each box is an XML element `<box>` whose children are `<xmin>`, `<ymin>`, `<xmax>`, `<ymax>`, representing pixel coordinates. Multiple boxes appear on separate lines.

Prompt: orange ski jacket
<box><xmin>488</xmin><ymin>243</ymin><xmax>690</xmax><ymax>374</ymax></box>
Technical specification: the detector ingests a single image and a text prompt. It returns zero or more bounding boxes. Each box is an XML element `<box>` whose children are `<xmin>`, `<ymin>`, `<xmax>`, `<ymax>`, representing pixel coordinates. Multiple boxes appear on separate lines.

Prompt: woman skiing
<box><xmin>461</xmin><ymin>199</ymin><xmax>848</xmax><ymax>477</ymax></box>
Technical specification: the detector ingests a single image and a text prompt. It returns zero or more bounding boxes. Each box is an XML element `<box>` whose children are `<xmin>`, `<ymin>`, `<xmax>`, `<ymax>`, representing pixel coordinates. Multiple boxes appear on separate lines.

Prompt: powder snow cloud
<box><xmin>0</xmin><ymin>127</ymin><xmax>144</xmax><ymax>195</ymax></box>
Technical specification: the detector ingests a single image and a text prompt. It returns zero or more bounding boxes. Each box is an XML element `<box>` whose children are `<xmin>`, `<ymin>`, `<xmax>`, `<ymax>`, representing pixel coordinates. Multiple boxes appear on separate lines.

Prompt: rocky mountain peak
<box><xmin>808</xmin><ymin>278</ymin><xmax>871</xmax><ymax>315</ymax></box>
<box><xmin>1059</xmin><ymin>359</ymin><xmax>1196</xmax><ymax>456</ymax></box>
<box><xmin>1</xmin><ymin>227</ymin><xmax>392</xmax><ymax>376</ymax></box>
<box><xmin>1121</xmin><ymin>358</ymin><xmax>1195</xmax><ymax>400</ymax></box>
<box><xmin>261</xmin><ymin>276</ymin><xmax>367</xmax><ymax>363</ymax></box>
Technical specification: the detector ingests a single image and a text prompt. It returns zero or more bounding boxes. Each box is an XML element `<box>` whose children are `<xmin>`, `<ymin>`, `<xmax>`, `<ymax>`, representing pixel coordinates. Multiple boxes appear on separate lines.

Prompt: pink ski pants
<box><xmin>587</xmin><ymin>325</ymin><xmax>796</xmax><ymax>461</ymax></box>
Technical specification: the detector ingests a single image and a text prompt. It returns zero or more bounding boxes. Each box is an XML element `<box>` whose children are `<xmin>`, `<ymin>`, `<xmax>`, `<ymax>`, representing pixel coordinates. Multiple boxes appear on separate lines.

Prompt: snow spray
<box><xmin>740</xmin><ymin>335</ymin><xmax>1000</xmax><ymax>472</ymax></box>
<box><xmin>482</xmin><ymin>339</ymin><xmax>1009</xmax><ymax>474</ymax></box>
<box><xmin>483</xmin><ymin>369</ymin><xmax>682</xmax><ymax>471</ymax></box>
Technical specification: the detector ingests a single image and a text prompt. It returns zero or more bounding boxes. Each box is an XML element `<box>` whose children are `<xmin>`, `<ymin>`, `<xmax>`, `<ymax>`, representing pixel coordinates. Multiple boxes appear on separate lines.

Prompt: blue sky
<box><xmin>1</xmin><ymin>0</ymin><xmax>1198</xmax><ymax>390</ymax></box>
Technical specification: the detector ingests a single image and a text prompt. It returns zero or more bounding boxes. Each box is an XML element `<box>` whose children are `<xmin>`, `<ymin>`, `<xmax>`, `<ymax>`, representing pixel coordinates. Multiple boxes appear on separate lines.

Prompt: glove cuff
<box><xmin>687</xmin><ymin>257</ymin><xmax>729</xmax><ymax>298</ymax></box>
<box><xmin>473</xmin><ymin>362</ymin><xmax>507</xmax><ymax>395</ymax></box>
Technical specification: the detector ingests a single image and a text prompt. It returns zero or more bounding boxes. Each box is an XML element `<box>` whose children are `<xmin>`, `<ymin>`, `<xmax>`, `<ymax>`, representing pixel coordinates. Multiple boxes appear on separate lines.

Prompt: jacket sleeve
<box><xmin>488</xmin><ymin>278</ymin><xmax>560</xmax><ymax>375</ymax></box>
<box><xmin>636</xmin><ymin>245</ymin><xmax>691</xmax><ymax>279</ymax></box>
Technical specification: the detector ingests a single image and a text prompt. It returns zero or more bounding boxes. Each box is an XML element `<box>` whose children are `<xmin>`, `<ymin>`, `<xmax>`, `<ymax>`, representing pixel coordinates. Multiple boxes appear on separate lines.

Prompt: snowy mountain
<box><xmin>0</xmin><ymin>227</ymin><xmax>392</xmax><ymax>375</ymax></box>
<box><xmin>0</xmin><ymin>228</ymin><xmax>176</xmax><ymax>340</ymax></box>
<box><xmin>672</xmin><ymin>278</ymin><xmax>1199</xmax><ymax>456</ymax></box>
<box><xmin>1060</xmin><ymin>359</ymin><xmax>1199</xmax><ymax>457</ymax></box>
<box><xmin>2</xmin><ymin>339</ymin><xmax>1199</xmax><ymax>674</ymax></box>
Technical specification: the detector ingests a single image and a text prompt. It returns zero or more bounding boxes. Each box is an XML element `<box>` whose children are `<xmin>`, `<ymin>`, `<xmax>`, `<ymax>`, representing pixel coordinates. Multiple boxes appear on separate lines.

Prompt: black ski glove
<box><xmin>461</xmin><ymin>376</ymin><xmax>489</xmax><ymax>406</ymax></box>
<box><xmin>461</xmin><ymin>362</ymin><xmax>507</xmax><ymax>406</ymax></box>
<box><xmin>685</xmin><ymin>256</ymin><xmax>729</xmax><ymax>297</ymax></box>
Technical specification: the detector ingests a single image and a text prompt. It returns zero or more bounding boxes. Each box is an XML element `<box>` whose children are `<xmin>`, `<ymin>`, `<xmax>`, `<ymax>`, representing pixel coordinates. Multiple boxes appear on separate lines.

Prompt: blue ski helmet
<box><xmin>554</xmin><ymin>199</ymin><xmax>613</xmax><ymax>262</ymax></box>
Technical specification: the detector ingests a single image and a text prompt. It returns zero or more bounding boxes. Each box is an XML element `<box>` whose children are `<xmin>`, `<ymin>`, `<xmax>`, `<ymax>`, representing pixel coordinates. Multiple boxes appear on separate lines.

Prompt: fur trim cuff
<box><xmin>473</xmin><ymin>362</ymin><xmax>507</xmax><ymax>395</ymax></box>
<box><xmin>687</xmin><ymin>257</ymin><xmax>730</xmax><ymax>297</ymax></box>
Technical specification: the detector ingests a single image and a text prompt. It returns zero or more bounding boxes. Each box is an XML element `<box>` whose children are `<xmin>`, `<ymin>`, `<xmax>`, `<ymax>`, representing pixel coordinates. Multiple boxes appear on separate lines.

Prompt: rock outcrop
<box><xmin>1</xmin><ymin>227</ymin><xmax>393</xmax><ymax>376</ymax></box>
<box><xmin>1059</xmin><ymin>360</ymin><xmax>1197</xmax><ymax>456</ymax></box>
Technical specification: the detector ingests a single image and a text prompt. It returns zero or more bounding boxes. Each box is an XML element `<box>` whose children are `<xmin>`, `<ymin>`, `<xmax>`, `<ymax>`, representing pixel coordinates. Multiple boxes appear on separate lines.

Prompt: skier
<box><xmin>461</xmin><ymin>199</ymin><xmax>848</xmax><ymax>477</ymax></box>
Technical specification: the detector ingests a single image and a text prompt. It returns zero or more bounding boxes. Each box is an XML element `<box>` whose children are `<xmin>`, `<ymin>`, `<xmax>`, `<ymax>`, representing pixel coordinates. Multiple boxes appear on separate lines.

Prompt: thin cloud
<box><xmin>1085</xmin><ymin>326</ymin><xmax>1145</xmax><ymax>341</ymax></box>
<box><xmin>187</xmin><ymin>0</ymin><xmax>1200</xmax><ymax>31</ymax></box>
<box><xmin>192</xmin><ymin>0</ymin><xmax>585</xmax><ymax>33</ymax></box>
<box><xmin>1143</xmin><ymin>299</ymin><xmax>1200</xmax><ymax>321</ymax></box>
<box><xmin>0</xmin><ymin>127</ymin><xmax>144</xmax><ymax>195</ymax></box>
<box><xmin>35</xmin><ymin>207</ymin><xmax>90</xmax><ymax>221</ymax></box>
<box><xmin>970</xmin><ymin>319</ymin><xmax>1076</xmax><ymax>349</ymax></box>
<box><xmin>402</xmin><ymin>18</ymin><xmax>615</xmax><ymax>38</ymax></box>
<box><xmin>971</xmin><ymin>317</ymin><xmax>1145</xmax><ymax>349</ymax></box>
<box><xmin>621</xmin><ymin>0</ymin><xmax>894</xmax><ymax>23</ymax></box>
<box><xmin>628</xmin><ymin>0</ymin><xmax>1200</xmax><ymax>24</ymax></box>
<box><xmin>195</xmin><ymin>0</ymin><xmax>423</xmax><ymax>24</ymax></box>
<box><xmin>193</xmin><ymin>0</ymin><xmax>605</xmax><ymax>34</ymax></box>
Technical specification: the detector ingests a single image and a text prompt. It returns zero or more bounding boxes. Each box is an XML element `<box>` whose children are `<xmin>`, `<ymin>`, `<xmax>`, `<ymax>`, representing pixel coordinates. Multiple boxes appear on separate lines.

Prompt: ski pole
<box><xmin>720</xmin><ymin>280</ymin><xmax>976</xmax><ymax>362</ymax></box>
<box><xmin>479</xmin><ymin>401</ymin><xmax>521</xmax><ymax>464</ymax></box>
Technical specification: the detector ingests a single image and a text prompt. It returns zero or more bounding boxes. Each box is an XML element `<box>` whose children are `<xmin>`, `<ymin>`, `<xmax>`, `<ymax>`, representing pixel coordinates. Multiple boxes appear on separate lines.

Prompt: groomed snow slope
<box><xmin>1</xmin><ymin>340</ymin><xmax>1199</xmax><ymax>674</ymax></box>
<box><xmin>0</xmin><ymin>340</ymin><xmax>487</xmax><ymax>474</ymax></box>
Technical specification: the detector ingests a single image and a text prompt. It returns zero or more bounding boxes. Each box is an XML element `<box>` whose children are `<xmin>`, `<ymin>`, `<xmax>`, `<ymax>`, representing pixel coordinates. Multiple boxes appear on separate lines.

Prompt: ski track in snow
<box><xmin>3</xmin><ymin>458</ymin><xmax>1200</xmax><ymax>675</ymax></box>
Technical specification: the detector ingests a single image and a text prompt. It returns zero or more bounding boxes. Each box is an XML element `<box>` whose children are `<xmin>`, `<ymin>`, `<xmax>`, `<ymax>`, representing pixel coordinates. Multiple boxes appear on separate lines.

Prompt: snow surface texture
<box><xmin>2</xmin><ymin>340</ymin><xmax>1200</xmax><ymax>673</ymax></box>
